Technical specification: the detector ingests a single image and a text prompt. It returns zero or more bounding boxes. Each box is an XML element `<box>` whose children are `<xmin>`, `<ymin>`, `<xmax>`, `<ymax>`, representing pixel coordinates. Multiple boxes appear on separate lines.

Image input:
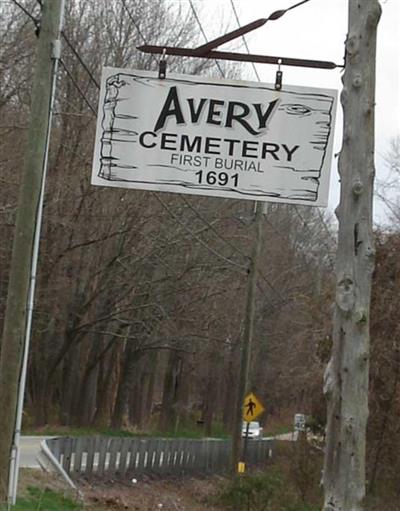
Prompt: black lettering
<box><xmin>282</xmin><ymin>144</ymin><xmax>300</xmax><ymax>162</ymax></box>
<box><xmin>160</xmin><ymin>132</ymin><xmax>178</xmax><ymax>150</ymax></box>
<box><xmin>234</xmin><ymin>160</ymin><xmax>244</xmax><ymax>171</ymax></box>
<box><xmin>226</xmin><ymin>102</ymin><xmax>257</xmax><ymax>135</ymax></box>
<box><xmin>253</xmin><ymin>99</ymin><xmax>280</xmax><ymax>129</ymax></box>
<box><xmin>223</xmin><ymin>139</ymin><xmax>241</xmax><ymax>156</ymax></box>
<box><xmin>242</xmin><ymin>141</ymin><xmax>259</xmax><ymax>158</ymax></box>
<box><xmin>154</xmin><ymin>86</ymin><xmax>185</xmax><ymax>132</ymax></box>
<box><xmin>187</xmin><ymin>98</ymin><xmax>207</xmax><ymax>123</ymax></box>
<box><xmin>205</xmin><ymin>137</ymin><xmax>221</xmax><ymax>155</ymax></box>
<box><xmin>261</xmin><ymin>143</ymin><xmax>280</xmax><ymax>160</ymax></box>
<box><xmin>139</xmin><ymin>131</ymin><xmax>157</xmax><ymax>148</ymax></box>
<box><xmin>180</xmin><ymin>135</ymin><xmax>202</xmax><ymax>153</ymax></box>
<box><xmin>207</xmin><ymin>99</ymin><xmax>225</xmax><ymax>125</ymax></box>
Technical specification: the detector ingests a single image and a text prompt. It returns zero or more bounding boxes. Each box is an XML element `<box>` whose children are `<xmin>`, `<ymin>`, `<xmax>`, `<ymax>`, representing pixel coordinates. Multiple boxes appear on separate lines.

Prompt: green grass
<box><xmin>263</xmin><ymin>424</ymin><xmax>293</xmax><ymax>437</ymax></box>
<box><xmin>24</xmin><ymin>421</ymin><xmax>230</xmax><ymax>439</ymax></box>
<box><xmin>22</xmin><ymin>426</ymin><xmax>139</xmax><ymax>437</ymax></box>
<box><xmin>2</xmin><ymin>487</ymin><xmax>81</xmax><ymax>511</ymax></box>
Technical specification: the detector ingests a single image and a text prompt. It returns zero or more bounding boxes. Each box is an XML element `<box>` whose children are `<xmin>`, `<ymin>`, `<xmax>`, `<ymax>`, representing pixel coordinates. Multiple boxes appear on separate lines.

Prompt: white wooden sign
<box><xmin>92</xmin><ymin>67</ymin><xmax>337</xmax><ymax>206</ymax></box>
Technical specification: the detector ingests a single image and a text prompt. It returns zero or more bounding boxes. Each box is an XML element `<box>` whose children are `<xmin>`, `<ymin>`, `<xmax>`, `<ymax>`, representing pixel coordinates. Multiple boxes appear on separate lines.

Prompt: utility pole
<box><xmin>322</xmin><ymin>1</ymin><xmax>381</xmax><ymax>510</ymax></box>
<box><xmin>231</xmin><ymin>201</ymin><xmax>263</xmax><ymax>472</ymax></box>
<box><xmin>0</xmin><ymin>0</ymin><xmax>65</xmax><ymax>504</ymax></box>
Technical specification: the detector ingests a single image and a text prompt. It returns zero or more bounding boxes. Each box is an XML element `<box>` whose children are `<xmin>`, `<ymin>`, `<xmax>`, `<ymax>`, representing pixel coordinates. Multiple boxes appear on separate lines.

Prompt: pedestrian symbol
<box><xmin>243</xmin><ymin>392</ymin><xmax>265</xmax><ymax>422</ymax></box>
<box><xmin>245</xmin><ymin>398</ymin><xmax>256</xmax><ymax>417</ymax></box>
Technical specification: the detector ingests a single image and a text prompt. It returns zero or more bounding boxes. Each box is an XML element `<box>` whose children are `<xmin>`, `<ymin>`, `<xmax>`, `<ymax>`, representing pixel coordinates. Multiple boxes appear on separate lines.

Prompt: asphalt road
<box><xmin>19</xmin><ymin>436</ymin><xmax>48</xmax><ymax>468</ymax></box>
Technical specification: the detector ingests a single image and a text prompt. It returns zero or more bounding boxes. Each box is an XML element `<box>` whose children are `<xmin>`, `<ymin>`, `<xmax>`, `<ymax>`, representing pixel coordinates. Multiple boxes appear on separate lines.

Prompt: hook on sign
<box><xmin>275</xmin><ymin>58</ymin><xmax>283</xmax><ymax>90</ymax></box>
<box><xmin>159</xmin><ymin>48</ymin><xmax>167</xmax><ymax>79</ymax></box>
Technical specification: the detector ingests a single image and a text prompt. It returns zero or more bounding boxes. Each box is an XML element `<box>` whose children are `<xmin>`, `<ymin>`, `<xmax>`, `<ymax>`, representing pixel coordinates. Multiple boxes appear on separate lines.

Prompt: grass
<box><xmin>23</xmin><ymin>421</ymin><xmax>230</xmax><ymax>439</ymax></box>
<box><xmin>24</xmin><ymin>418</ymin><xmax>296</xmax><ymax>440</ymax></box>
<box><xmin>263</xmin><ymin>424</ymin><xmax>293</xmax><ymax>437</ymax></box>
<box><xmin>0</xmin><ymin>487</ymin><xmax>82</xmax><ymax>511</ymax></box>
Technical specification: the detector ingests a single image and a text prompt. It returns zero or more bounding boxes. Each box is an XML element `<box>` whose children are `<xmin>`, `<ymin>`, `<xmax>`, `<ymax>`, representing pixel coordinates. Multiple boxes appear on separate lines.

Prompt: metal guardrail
<box><xmin>44</xmin><ymin>436</ymin><xmax>274</xmax><ymax>479</ymax></box>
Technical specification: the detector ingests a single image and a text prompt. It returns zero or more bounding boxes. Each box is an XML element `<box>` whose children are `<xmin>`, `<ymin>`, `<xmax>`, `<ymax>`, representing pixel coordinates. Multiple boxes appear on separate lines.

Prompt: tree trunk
<box><xmin>128</xmin><ymin>366</ymin><xmax>145</xmax><ymax>428</ymax></box>
<box><xmin>75</xmin><ymin>342</ymin><xmax>100</xmax><ymax>427</ymax></box>
<box><xmin>60</xmin><ymin>342</ymin><xmax>81</xmax><ymax>426</ymax></box>
<box><xmin>158</xmin><ymin>351</ymin><xmax>182</xmax><ymax>432</ymax></box>
<box><xmin>203</xmin><ymin>373</ymin><xmax>217</xmax><ymax>437</ymax></box>
<box><xmin>322</xmin><ymin>2</ymin><xmax>381</xmax><ymax>510</ymax></box>
<box><xmin>144</xmin><ymin>352</ymin><xmax>158</xmax><ymax>425</ymax></box>
<box><xmin>111</xmin><ymin>341</ymin><xmax>140</xmax><ymax>430</ymax></box>
<box><xmin>92</xmin><ymin>343</ymin><xmax>120</xmax><ymax>428</ymax></box>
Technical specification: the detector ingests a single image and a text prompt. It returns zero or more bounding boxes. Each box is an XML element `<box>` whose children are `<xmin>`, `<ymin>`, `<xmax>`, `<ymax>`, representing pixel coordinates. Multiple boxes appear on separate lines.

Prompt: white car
<box><xmin>242</xmin><ymin>421</ymin><xmax>262</xmax><ymax>439</ymax></box>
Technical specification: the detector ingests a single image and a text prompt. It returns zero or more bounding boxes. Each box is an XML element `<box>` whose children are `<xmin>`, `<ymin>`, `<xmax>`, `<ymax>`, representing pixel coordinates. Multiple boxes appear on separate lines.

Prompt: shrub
<box><xmin>216</xmin><ymin>470</ymin><xmax>284</xmax><ymax>511</ymax></box>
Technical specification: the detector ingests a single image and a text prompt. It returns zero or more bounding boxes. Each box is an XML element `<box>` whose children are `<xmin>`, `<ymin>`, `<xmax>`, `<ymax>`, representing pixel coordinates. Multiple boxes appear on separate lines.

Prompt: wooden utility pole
<box><xmin>322</xmin><ymin>1</ymin><xmax>381</xmax><ymax>510</ymax></box>
<box><xmin>231</xmin><ymin>202</ymin><xmax>263</xmax><ymax>472</ymax></box>
<box><xmin>0</xmin><ymin>0</ymin><xmax>65</xmax><ymax>502</ymax></box>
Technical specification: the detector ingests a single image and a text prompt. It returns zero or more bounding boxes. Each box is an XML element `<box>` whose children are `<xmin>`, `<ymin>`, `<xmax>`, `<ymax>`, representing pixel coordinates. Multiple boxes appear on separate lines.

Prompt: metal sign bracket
<box><xmin>138</xmin><ymin>16</ymin><xmax>344</xmax><ymax>72</ymax></box>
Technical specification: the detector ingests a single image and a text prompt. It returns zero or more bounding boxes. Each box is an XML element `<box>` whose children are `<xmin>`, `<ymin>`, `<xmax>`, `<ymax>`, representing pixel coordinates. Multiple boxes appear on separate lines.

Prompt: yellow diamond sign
<box><xmin>243</xmin><ymin>392</ymin><xmax>265</xmax><ymax>422</ymax></box>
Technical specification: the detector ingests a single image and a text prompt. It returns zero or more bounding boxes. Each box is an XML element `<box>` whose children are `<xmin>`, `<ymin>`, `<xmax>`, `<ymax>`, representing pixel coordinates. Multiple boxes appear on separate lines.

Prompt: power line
<box><xmin>178</xmin><ymin>195</ymin><xmax>287</xmax><ymax>305</ymax></box>
<box><xmin>120</xmin><ymin>0</ymin><xmax>147</xmax><ymax>45</ymax></box>
<box><xmin>153</xmin><ymin>192</ymin><xmax>247</xmax><ymax>272</ymax></box>
<box><xmin>188</xmin><ymin>0</ymin><xmax>225</xmax><ymax>78</ymax></box>
<box><xmin>225</xmin><ymin>1</ymin><xmax>333</xmax><ymax>268</ymax></box>
<box><xmin>61</xmin><ymin>31</ymin><xmax>100</xmax><ymax>90</ymax></box>
<box><xmin>229</xmin><ymin>0</ymin><xmax>260</xmax><ymax>82</ymax></box>
<box><xmin>10</xmin><ymin>0</ymin><xmax>40</xmax><ymax>31</ymax></box>
<box><xmin>119</xmin><ymin>0</ymin><xmax>160</xmax><ymax>67</ymax></box>
<box><xmin>179</xmin><ymin>195</ymin><xmax>250</xmax><ymax>264</ymax></box>
<box><xmin>59</xmin><ymin>59</ymin><xmax>97</xmax><ymax>115</ymax></box>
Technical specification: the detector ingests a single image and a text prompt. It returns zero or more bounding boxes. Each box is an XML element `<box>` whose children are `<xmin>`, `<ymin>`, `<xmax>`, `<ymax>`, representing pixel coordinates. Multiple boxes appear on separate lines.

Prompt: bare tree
<box><xmin>322</xmin><ymin>1</ymin><xmax>381</xmax><ymax>510</ymax></box>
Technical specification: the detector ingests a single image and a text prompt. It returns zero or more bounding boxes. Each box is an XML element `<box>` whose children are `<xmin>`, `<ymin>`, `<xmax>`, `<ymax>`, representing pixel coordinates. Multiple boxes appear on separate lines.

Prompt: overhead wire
<box><xmin>120</xmin><ymin>0</ymin><xmax>158</xmax><ymax>66</ymax></box>
<box><xmin>187</xmin><ymin>0</ymin><xmax>225</xmax><ymax>78</ymax></box>
<box><xmin>224</xmin><ymin>0</ymin><xmax>335</xmax><ymax>285</ymax></box>
<box><xmin>12</xmin><ymin>0</ymin><xmax>309</xmax><ymax>301</ymax></box>
<box><xmin>54</xmin><ymin>8</ymin><xmax>256</xmax><ymax>275</ymax></box>
<box><xmin>120</xmin><ymin>0</ymin><xmax>148</xmax><ymax>46</ymax></box>
<box><xmin>61</xmin><ymin>31</ymin><xmax>100</xmax><ymax>90</ymax></box>
<box><xmin>228</xmin><ymin>0</ymin><xmax>260</xmax><ymax>82</ymax></box>
<box><xmin>179</xmin><ymin>195</ymin><xmax>250</xmax><ymax>264</ymax></box>
<box><xmin>59</xmin><ymin>59</ymin><xmax>97</xmax><ymax>115</ymax></box>
<box><xmin>9</xmin><ymin>0</ymin><xmax>39</xmax><ymax>30</ymax></box>
<box><xmin>153</xmin><ymin>193</ymin><xmax>248</xmax><ymax>272</ymax></box>
<box><xmin>8</xmin><ymin>1</ymin><xmax>98</xmax><ymax>116</ymax></box>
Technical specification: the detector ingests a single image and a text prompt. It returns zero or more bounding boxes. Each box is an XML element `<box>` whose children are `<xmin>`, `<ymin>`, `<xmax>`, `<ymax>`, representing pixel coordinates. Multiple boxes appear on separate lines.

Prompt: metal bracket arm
<box><xmin>137</xmin><ymin>45</ymin><xmax>341</xmax><ymax>70</ymax></box>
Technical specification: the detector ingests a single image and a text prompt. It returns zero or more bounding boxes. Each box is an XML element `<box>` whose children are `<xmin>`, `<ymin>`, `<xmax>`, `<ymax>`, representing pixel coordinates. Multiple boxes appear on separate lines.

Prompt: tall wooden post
<box><xmin>322</xmin><ymin>1</ymin><xmax>381</xmax><ymax>509</ymax></box>
<box><xmin>231</xmin><ymin>202</ymin><xmax>263</xmax><ymax>472</ymax></box>
<box><xmin>0</xmin><ymin>0</ymin><xmax>65</xmax><ymax>502</ymax></box>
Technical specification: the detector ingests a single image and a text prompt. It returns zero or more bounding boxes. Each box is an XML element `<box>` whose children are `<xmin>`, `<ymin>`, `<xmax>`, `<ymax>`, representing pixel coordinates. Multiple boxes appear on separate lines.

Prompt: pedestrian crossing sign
<box><xmin>243</xmin><ymin>392</ymin><xmax>265</xmax><ymax>422</ymax></box>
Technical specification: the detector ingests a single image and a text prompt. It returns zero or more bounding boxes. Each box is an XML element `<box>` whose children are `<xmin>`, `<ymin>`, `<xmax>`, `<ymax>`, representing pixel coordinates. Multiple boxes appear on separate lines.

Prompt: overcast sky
<box><xmin>174</xmin><ymin>0</ymin><xmax>399</xmax><ymax>222</ymax></box>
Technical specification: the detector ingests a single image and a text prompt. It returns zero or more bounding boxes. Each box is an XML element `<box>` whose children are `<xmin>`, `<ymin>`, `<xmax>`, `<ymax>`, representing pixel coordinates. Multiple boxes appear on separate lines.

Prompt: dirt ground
<box><xmin>19</xmin><ymin>469</ymin><xmax>226</xmax><ymax>511</ymax></box>
<box><xmin>80</xmin><ymin>475</ymin><xmax>225</xmax><ymax>511</ymax></box>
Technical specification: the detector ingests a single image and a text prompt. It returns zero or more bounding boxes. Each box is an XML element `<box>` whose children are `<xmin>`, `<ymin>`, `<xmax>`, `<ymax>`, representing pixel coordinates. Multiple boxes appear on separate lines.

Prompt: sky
<box><xmin>171</xmin><ymin>0</ymin><xmax>400</xmax><ymax>223</ymax></box>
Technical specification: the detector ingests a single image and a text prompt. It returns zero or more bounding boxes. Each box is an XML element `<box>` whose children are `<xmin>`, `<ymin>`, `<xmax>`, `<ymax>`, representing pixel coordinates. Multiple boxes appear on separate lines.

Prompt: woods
<box><xmin>0</xmin><ymin>0</ymin><xmax>398</xmax><ymax>509</ymax></box>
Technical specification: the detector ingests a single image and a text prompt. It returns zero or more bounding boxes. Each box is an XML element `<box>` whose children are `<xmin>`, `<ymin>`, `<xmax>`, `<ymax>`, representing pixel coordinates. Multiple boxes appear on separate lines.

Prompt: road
<box><xmin>18</xmin><ymin>433</ymin><xmax>296</xmax><ymax>470</ymax></box>
<box><xmin>19</xmin><ymin>436</ymin><xmax>48</xmax><ymax>468</ymax></box>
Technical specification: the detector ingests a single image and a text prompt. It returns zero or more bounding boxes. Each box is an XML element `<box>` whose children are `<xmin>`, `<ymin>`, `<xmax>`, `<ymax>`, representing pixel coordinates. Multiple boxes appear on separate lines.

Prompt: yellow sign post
<box><xmin>239</xmin><ymin>393</ymin><xmax>265</xmax><ymax>473</ymax></box>
<box><xmin>243</xmin><ymin>392</ymin><xmax>265</xmax><ymax>422</ymax></box>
